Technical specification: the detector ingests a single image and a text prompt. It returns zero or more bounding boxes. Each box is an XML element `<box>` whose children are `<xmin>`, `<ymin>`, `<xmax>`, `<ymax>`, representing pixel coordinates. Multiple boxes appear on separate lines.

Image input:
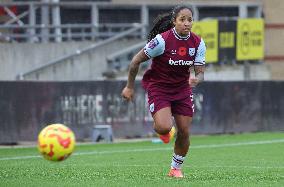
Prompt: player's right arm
<box><xmin>121</xmin><ymin>49</ymin><xmax>149</xmax><ymax>101</ymax></box>
<box><xmin>121</xmin><ymin>34</ymin><xmax>165</xmax><ymax>101</ymax></box>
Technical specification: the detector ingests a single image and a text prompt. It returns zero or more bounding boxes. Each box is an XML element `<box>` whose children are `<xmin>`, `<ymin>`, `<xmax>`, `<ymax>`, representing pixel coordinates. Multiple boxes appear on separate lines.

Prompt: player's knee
<box><xmin>153</xmin><ymin>122</ymin><xmax>172</xmax><ymax>134</ymax></box>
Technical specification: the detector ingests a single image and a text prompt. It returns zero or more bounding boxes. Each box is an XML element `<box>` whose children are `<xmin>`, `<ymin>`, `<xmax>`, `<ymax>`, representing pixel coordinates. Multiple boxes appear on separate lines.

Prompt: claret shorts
<box><xmin>146</xmin><ymin>87</ymin><xmax>194</xmax><ymax>117</ymax></box>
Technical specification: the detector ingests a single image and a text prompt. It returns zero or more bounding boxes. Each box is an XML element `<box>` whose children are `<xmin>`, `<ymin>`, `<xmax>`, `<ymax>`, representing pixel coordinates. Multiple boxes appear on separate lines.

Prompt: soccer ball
<box><xmin>38</xmin><ymin>124</ymin><xmax>76</xmax><ymax>161</ymax></box>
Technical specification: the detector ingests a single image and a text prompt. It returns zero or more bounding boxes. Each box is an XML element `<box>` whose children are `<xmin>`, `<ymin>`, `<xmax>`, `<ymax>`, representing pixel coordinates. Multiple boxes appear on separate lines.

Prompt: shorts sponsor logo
<box><xmin>168</xmin><ymin>58</ymin><xmax>193</xmax><ymax>66</ymax></box>
<box><xmin>149</xmin><ymin>103</ymin><xmax>154</xmax><ymax>113</ymax></box>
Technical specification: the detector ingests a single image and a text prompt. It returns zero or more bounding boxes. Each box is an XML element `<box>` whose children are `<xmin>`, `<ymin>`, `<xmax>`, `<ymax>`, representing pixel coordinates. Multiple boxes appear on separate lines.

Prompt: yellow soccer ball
<box><xmin>38</xmin><ymin>124</ymin><xmax>76</xmax><ymax>161</ymax></box>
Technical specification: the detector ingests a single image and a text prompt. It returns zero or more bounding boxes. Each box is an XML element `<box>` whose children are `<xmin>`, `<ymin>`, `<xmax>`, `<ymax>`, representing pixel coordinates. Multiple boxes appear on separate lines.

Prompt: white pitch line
<box><xmin>105</xmin><ymin>164</ymin><xmax>284</xmax><ymax>169</ymax></box>
<box><xmin>0</xmin><ymin>139</ymin><xmax>283</xmax><ymax>161</ymax></box>
<box><xmin>191</xmin><ymin>139</ymin><xmax>284</xmax><ymax>148</ymax></box>
<box><xmin>0</xmin><ymin>155</ymin><xmax>40</xmax><ymax>160</ymax></box>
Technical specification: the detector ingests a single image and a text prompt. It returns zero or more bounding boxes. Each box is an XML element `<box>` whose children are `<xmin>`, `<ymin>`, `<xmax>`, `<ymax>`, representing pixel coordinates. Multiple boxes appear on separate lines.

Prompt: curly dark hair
<box><xmin>147</xmin><ymin>5</ymin><xmax>194</xmax><ymax>42</ymax></box>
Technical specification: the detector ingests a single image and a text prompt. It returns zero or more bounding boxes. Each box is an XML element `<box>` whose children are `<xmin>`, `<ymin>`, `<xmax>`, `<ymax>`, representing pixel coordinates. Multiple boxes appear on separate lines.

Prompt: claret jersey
<box><xmin>142</xmin><ymin>27</ymin><xmax>206</xmax><ymax>90</ymax></box>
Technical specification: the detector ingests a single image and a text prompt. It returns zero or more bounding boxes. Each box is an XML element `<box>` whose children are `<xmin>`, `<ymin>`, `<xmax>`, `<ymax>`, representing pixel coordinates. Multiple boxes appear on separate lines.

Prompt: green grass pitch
<box><xmin>0</xmin><ymin>132</ymin><xmax>283</xmax><ymax>186</ymax></box>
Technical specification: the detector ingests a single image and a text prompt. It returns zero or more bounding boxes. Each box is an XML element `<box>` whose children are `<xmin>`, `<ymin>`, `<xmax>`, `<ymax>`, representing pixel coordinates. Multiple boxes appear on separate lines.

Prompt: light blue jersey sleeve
<box><xmin>194</xmin><ymin>38</ymin><xmax>206</xmax><ymax>65</ymax></box>
<box><xmin>143</xmin><ymin>34</ymin><xmax>165</xmax><ymax>58</ymax></box>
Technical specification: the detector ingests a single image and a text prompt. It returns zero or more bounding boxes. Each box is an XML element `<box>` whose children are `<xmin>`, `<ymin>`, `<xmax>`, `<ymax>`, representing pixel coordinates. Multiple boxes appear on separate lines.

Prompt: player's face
<box><xmin>173</xmin><ymin>8</ymin><xmax>193</xmax><ymax>36</ymax></box>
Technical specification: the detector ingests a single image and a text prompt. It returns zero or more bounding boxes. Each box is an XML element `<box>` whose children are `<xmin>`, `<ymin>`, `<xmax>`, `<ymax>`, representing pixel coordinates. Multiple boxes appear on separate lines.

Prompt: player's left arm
<box><xmin>189</xmin><ymin>65</ymin><xmax>205</xmax><ymax>87</ymax></box>
<box><xmin>194</xmin><ymin>65</ymin><xmax>205</xmax><ymax>82</ymax></box>
<box><xmin>189</xmin><ymin>38</ymin><xmax>206</xmax><ymax>87</ymax></box>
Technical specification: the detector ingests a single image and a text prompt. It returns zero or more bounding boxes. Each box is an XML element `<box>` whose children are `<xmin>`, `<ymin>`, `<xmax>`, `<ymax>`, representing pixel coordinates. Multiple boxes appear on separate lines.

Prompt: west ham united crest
<box><xmin>189</xmin><ymin>48</ymin><xmax>195</xmax><ymax>56</ymax></box>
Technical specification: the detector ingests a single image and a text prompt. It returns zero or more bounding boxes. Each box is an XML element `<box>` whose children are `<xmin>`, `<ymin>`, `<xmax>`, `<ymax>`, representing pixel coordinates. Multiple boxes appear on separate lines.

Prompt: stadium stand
<box><xmin>0</xmin><ymin>0</ymin><xmax>283</xmax><ymax>80</ymax></box>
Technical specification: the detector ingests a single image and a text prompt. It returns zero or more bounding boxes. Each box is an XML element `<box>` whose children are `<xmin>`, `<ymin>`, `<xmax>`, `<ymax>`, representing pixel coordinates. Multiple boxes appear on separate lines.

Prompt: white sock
<box><xmin>171</xmin><ymin>153</ymin><xmax>185</xmax><ymax>169</ymax></box>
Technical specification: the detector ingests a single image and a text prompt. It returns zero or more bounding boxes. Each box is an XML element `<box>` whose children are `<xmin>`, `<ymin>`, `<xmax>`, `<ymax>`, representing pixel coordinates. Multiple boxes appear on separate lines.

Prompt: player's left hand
<box><xmin>189</xmin><ymin>77</ymin><xmax>199</xmax><ymax>87</ymax></box>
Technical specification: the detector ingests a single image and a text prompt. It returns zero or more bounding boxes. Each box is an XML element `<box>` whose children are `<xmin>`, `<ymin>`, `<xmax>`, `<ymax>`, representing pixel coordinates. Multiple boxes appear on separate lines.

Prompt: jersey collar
<box><xmin>172</xmin><ymin>27</ymin><xmax>190</xmax><ymax>40</ymax></box>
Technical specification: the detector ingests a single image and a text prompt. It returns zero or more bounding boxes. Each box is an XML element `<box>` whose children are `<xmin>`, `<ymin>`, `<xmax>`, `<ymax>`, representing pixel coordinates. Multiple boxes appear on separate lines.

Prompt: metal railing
<box><xmin>18</xmin><ymin>23</ymin><xmax>144</xmax><ymax>80</ymax></box>
<box><xmin>106</xmin><ymin>41</ymin><xmax>146</xmax><ymax>72</ymax></box>
<box><xmin>0</xmin><ymin>23</ymin><xmax>142</xmax><ymax>42</ymax></box>
<box><xmin>0</xmin><ymin>1</ymin><xmax>262</xmax><ymax>43</ymax></box>
<box><xmin>0</xmin><ymin>1</ymin><xmax>151</xmax><ymax>43</ymax></box>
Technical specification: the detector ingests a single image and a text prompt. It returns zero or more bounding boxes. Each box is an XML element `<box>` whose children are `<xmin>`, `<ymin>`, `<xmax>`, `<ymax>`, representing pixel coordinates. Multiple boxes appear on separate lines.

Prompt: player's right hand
<box><xmin>121</xmin><ymin>87</ymin><xmax>134</xmax><ymax>102</ymax></box>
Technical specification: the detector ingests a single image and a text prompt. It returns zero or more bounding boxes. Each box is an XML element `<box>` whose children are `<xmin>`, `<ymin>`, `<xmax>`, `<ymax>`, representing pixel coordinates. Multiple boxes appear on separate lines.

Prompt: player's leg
<box><xmin>168</xmin><ymin>92</ymin><xmax>194</xmax><ymax>178</ymax></box>
<box><xmin>146</xmin><ymin>90</ymin><xmax>175</xmax><ymax>143</ymax></box>
<box><xmin>168</xmin><ymin>115</ymin><xmax>192</xmax><ymax>178</ymax></box>
<box><xmin>173</xmin><ymin>115</ymin><xmax>192</xmax><ymax>156</ymax></box>
<box><xmin>152</xmin><ymin>107</ymin><xmax>172</xmax><ymax>135</ymax></box>
<box><xmin>152</xmin><ymin>107</ymin><xmax>176</xmax><ymax>143</ymax></box>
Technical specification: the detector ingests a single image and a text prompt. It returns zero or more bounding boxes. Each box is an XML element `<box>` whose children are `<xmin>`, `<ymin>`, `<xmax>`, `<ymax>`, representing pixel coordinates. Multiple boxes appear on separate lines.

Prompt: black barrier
<box><xmin>0</xmin><ymin>81</ymin><xmax>283</xmax><ymax>144</ymax></box>
<box><xmin>192</xmin><ymin>81</ymin><xmax>284</xmax><ymax>134</ymax></box>
<box><xmin>218</xmin><ymin>20</ymin><xmax>237</xmax><ymax>64</ymax></box>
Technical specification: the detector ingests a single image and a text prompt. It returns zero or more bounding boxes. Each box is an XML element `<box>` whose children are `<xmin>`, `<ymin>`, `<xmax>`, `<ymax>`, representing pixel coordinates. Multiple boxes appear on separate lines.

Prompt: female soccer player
<box><xmin>121</xmin><ymin>5</ymin><xmax>206</xmax><ymax>178</ymax></box>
